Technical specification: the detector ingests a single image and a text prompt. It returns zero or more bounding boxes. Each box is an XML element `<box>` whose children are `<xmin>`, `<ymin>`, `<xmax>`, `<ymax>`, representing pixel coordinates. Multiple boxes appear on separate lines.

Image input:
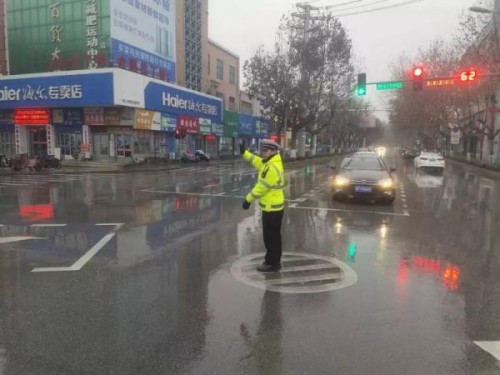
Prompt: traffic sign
<box><xmin>376</xmin><ymin>81</ymin><xmax>404</xmax><ymax>90</ymax></box>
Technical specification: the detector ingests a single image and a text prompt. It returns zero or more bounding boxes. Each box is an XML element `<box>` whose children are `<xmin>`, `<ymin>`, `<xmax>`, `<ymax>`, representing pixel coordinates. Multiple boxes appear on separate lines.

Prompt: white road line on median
<box><xmin>474</xmin><ymin>341</ymin><xmax>500</xmax><ymax>361</ymax></box>
<box><xmin>30</xmin><ymin>224</ymin><xmax>67</xmax><ymax>227</ymax></box>
<box><xmin>231</xmin><ymin>188</ymin><xmax>240</xmax><ymax>192</ymax></box>
<box><xmin>296</xmin><ymin>198</ymin><xmax>307</xmax><ymax>202</ymax></box>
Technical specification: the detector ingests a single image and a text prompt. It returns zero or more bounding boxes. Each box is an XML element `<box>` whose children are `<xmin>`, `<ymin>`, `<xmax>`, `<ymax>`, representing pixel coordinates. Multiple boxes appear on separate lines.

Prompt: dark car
<box><xmin>331</xmin><ymin>155</ymin><xmax>396</xmax><ymax>204</ymax></box>
<box><xmin>401</xmin><ymin>148</ymin><xmax>418</xmax><ymax>159</ymax></box>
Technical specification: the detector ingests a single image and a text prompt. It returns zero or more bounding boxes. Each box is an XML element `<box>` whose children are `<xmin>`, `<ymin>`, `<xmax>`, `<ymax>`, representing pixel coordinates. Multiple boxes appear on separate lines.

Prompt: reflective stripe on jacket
<box><xmin>243</xmin><ymin>150</ymin><xmax>285</xmax><ymax>212</ymax></box>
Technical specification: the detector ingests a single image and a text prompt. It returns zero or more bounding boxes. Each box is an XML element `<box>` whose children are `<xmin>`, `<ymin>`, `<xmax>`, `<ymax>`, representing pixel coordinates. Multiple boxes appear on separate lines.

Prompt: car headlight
<box><xmin>378</xmin><ymin>178</ymin><xmax>394</xmax><ymax>189</ymax></box>
<box><xmin>334</xmin><ymin>176</ymin><xmax>350</xmax><ymax>187</ymax></box>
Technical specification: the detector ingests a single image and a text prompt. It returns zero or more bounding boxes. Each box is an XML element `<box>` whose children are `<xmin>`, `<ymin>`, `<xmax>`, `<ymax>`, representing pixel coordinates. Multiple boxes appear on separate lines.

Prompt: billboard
<box><xmin>6</xmin><ymin>0</ymin><xmax>110</xmax><ymax>74</ymax></box>
<box><xmin>110</xmin><ymin>0</ymin><xmax>176</xmax><ymax>82</ymax></box>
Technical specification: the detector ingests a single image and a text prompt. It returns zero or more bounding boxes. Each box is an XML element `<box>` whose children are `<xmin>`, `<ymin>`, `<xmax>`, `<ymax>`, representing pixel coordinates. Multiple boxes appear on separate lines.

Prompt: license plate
<box><xmin>355</xmin><ymin>185</ymin><xmax>372</xmax><ymax>193</ymax></box>
<box><xmin>430</xmin><ymin>159</ymin><xmax>436</xmax><ymax>162</ymax></box>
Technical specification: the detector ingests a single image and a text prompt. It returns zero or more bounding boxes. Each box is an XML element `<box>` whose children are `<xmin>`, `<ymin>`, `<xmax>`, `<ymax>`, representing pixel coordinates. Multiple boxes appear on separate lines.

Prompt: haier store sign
<box><xmin>0</xmin><ymin>72</ymin><xmax>114</xmax><ymax>109</ymax></box>
<box><xmin>145</xmin><ymin>82</ymin><xmax>222</xmax><ymax>124</ymax></box>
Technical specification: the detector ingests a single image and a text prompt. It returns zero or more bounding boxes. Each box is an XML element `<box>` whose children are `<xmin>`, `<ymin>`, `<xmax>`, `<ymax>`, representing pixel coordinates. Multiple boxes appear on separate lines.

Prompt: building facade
<box><xmin>175</xmin><ymin>0</ymin><xmax>208</xmax><ymax>92</ymax></box>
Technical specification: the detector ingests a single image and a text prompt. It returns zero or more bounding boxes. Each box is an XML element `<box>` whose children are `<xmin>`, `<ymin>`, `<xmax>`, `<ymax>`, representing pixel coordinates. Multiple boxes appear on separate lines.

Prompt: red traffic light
<box><xmin>413</xmin><ymin>67</ymin><xmax>424</xmax><ymax>78</ymax></box>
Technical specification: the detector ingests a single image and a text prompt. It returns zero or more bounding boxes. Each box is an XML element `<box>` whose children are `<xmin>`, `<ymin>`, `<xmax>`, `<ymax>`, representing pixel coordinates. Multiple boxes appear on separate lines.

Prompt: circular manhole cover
<box><xmin>231</xmin><ymin>252</ymin><xmax>358</xmax><ymax>294</ymax></box>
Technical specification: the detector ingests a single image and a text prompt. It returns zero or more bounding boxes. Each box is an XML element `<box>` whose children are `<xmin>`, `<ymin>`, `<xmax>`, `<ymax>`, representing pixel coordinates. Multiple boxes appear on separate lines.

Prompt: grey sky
<box><xmin>208</xmin><ymin>0</ymin><xmax>485</xmax><ymax>115</ymax></box>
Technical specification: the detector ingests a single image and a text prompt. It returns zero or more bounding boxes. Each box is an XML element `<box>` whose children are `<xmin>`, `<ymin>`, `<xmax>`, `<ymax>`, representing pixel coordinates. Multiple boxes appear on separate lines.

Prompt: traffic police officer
<box><xmin>240</xmin><ymin>139</ymin><xmax>285</xmax><ymax>272</ymax></box>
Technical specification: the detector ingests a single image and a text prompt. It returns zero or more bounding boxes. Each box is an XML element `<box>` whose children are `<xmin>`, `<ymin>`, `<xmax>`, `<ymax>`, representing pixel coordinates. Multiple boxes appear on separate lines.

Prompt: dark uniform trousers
<box><xmin>262</xmin><ymin>210</ymin><xmax>284</xmax><ymax>265</ymax></box>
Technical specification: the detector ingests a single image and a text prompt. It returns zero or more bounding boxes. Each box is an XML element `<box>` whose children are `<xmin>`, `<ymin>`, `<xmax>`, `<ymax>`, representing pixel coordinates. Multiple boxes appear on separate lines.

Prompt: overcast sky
<box><xmin>208</xmin><ymin>0</ymin><xmax>489</xmax><ymax>118</ymax></box>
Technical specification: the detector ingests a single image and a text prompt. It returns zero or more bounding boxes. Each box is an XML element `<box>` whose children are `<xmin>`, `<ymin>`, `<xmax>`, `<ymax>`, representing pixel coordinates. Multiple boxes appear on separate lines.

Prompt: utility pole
<box><xmin>292</xmin><ymin>4</ymin><xmax>317</xmax><ymax>158</ymax></box>
<box><xmin>493</xmin><ymin>0</ymin><xmax>500</xmax><ymax>164</ymax></box>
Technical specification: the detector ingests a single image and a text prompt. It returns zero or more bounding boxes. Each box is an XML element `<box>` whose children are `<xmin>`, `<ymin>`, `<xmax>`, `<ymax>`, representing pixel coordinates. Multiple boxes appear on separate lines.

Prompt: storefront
<box><xmin>0</xmin><ymin>69</ymin><xmax>223</xmax><ymax>161</ymax></box>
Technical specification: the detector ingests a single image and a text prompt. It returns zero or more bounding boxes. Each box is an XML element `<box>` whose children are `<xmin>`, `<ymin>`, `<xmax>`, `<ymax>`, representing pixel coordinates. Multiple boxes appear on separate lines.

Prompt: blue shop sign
<box><xmin>52</xmin><ymin>108</ymin><xmax>84</xmax><ymax>126</ymax></box>
<box><xmin>161</xmin><ymin>113</ymin><xmax>177</xmax><ymax>132</ymax></box>
<box><xmin>239</xmin><ymin>114</ymin><xmax>256</xmax><ymax>136</ymax></box>
<box><xmin>0</xmin><ymin>72</ymin><xmax>114</xmax><ymax>109</ymax></box>
<box><xmin>144</xmin><ymin>82</ymin><xmax>222</xmax><ymax>124</ymax></box>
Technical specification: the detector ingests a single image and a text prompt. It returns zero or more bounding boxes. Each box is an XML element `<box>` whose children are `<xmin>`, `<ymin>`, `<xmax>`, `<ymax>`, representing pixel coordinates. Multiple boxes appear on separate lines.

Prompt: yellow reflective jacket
<box><xmin>243</xmin><ymin>150</ymin><xmax>285</xmax><ymax>212</ymax></box>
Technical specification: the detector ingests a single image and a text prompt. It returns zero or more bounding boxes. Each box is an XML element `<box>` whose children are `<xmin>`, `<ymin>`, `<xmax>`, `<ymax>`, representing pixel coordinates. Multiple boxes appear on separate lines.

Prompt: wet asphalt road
<box><xmin>0</xmin><ymin>153</ymin><xmax>500</xmax><ymax>375</ymax></box>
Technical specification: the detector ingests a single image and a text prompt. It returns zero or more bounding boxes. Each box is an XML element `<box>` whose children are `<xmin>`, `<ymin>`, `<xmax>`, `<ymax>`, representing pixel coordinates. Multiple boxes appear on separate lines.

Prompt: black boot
<box><xmin>256</xmin><ymin>263</ymin><xmax>281</xmax><ymax>272</ymax></box>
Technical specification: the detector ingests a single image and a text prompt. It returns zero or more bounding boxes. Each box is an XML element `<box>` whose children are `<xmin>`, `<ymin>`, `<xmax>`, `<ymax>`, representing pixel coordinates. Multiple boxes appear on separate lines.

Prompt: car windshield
<box><xmin>343</xmin><ymin>157</ymin><xmax>384</xmax><ymax>171</ymax></box>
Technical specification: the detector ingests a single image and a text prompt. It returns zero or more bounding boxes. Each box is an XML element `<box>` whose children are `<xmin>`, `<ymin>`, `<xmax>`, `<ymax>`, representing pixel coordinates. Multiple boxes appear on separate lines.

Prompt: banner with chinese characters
<box><xmin>199</xmin><ymin>118</ymin><xmax>212</xmax><ymax>135</ymax></box>
<box><xmin>84</xmin><ymin>108</ymin><xmax>105</xmax><ymax>125</ymax></box>
<box><xmin>161</xmin><ymin>113</ymin><xmax>177</xmax><ymax>132</ymax></box>
<box><xmin>103</xmin><ymin>108</ymin><xmax>134</xmax><ymax>127</ymax></box>
<box><xmin>52</xmin><ymin>108</ymin><xmax>84</xmax><ymax>126</ymax></box>
<box><xmin>0</xmin><ymin>72</ymin><xmax>114</xmax><ymax>109</ymax></box>
<box><xmin>134</xmin><ymin>109</ymin><xmax>161</xmax><ymax>131</ymax></box>
<box><xmin>6</xmin><ymin>1</ymin><xmax>110</xmax><ymax>74</ymax></box>
<box><xmin>110</xmin><ymin>0</ymin><xmax>176</xmax><ymax>82</ymax></box>
<box><xmin>177</xmin><ymin>116</ymin><xmax>199</xmax><ymax>135</ymax></box>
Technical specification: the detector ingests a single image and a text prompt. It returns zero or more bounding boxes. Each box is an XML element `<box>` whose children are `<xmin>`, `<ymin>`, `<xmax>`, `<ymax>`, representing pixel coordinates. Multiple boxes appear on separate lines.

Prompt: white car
<box><xmin>414</xmin><ymin>152</ymin><xmax>445</xmax><ymax>172</ymax></box>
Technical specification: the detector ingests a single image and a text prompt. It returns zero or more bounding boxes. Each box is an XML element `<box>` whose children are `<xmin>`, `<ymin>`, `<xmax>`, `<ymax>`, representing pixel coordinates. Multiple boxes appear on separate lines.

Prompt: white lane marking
<box><xmin>31</xmin><ymin>223</ymin><xmax>123</xmax><ymax>273</ymax></box>
<box><xmin>474</xmin><ymin>341</ymin><xmax>500</xmax><ymax>360</ymax></box>
<box><xmin>69</xmin><ymin>232</ymin><xmax>116</xmax><ymax>270</ymax></box>
<box><xmin>289</xmin><ymin>205</ymin><xmax>410</xmax><ymax>217</ymax></box>
<box><xmin>141</xmin><ymin>189</ymin><xmax>246</xmax><ymax>199</ymax></box>
<box><xmin>96</xmin><ymin>223</ymin><xmax>125</xmax><ymax>230</ymax></box>
<box><xmin>216</xmin><ymin>192</ymin><xmax>227</xmax><ymax>196</ymax></box>
<box><xmin>296</xmin><ymin>198</ymin><xmax>307</xmax><ymax>202</ymax></box>
<box><xmin>231</xmin><ymin>188</ymin><xmax>240</xmax><ymax>192</ymax></box>
<box><xmin>0</xmin><ymin>182</ymin><xmax>29</xmax><ymax>186</ymax></box>
<box><xmin>0</xmin><ymin>236</ymin><xmax>46</xmax><ymax>244</ymax></box>
<box><xmin>32</xmin><ymin>232</ymin><xmax>116</xmax><ymax>272</ymax></box>
<box><xmin>30</xmin><ymin>224</ymin><xmax>67</xmax><ymax>227</ymax></box>
<box><xmin>203</xmin><ymin>184</ymin><xmax>219</xmax><ymax>188</ymax></box>
<box><xmin>288</xmin><ymin>203</ymin><xmax>298</xmax><ymax>208</ymax></box>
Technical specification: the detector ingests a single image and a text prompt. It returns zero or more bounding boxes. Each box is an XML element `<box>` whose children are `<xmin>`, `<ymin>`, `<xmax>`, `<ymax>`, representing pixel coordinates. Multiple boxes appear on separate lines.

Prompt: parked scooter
<box><xmin>33</xmin><ymin>155</ymin><xmax>62</xmax><ymax>171</ymax></box>
<box><xmin>0</xmin><ymin>154</ymin><xmax>10</xmax><ymax>168</ymax></box>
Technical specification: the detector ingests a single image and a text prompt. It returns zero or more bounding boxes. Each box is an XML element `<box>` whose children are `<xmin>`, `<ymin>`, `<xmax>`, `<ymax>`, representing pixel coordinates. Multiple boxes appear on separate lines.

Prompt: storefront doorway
<box><xmin>93</xmin><ymin>133</ymin><xmax>109</xmax><ymax>159</ymax></box>
<box><xmin>30</xmin><ymin>127</ymin><xmax>47</xmax><ymax>156</ymax></box>
<box><xmin>116</xmin><ymin>134</ymin><xmax>132</xmax><ymax>157</ymax></box>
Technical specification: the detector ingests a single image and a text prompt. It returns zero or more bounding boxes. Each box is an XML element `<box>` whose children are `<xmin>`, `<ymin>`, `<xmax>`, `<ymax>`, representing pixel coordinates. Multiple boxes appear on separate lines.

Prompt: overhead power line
<box><xmin>333</xmin><ymin>0</ymin><xmax>424</xmax><ymax>17</ymax></box>
<box><xmin>329</xmin><ymin>0</ymin><xmax>403</xmax><ymax>13</ymax></box>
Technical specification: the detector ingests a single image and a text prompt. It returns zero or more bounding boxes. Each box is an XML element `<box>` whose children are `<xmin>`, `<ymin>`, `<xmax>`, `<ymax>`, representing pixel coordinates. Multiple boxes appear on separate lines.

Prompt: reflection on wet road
<box><xmin>0</xmin><ymin>156</ymin><xmax>500</xmax><ymax>374</ymax></box>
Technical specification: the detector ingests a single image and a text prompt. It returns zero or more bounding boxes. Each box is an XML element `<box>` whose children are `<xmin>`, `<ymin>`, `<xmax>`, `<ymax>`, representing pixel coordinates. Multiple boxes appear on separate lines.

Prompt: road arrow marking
<box><xmin>474</xmin><ymin>341</ymin><xmax>500</xmax><ymax>360</ymax></box>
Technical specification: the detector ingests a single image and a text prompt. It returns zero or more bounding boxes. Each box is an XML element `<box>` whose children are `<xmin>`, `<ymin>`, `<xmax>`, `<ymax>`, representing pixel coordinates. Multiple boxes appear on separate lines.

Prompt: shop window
<box><xmin>56</xmin><ymin>133</ymin><xmax>82</xmax><ymax>158</ymax></box>
<box><xmin>229</xmin><ymin>65</ymin><xmax>236</xmax><ymax>85</ymax></box>
<box><xmin>133</xmin><ymin>131</ymin><xmax>152</xmax><ymax>154</ymax></box>
<box><xmin>216</xmin><ymin>59</ymin><xmax>223</xmax><ymax>80</ymax></box>
<box><xmin>229</xmin><ymin>96</ymin><xmax>236</xmax><ymax>111</ymax></box>
<box><xmin>116</xmin><ymin>135</ymin><xmax>132</xmax><ymax>157</ymax></box>
<box><xmin>0</xmin><ymin>132</ymin><xmax>14</xmax><ymax>156</ymax></box>
<box><xmin>241</xmin><ymin>101</ymin><xmax>253</xmax><ymax>115</ymax></box>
